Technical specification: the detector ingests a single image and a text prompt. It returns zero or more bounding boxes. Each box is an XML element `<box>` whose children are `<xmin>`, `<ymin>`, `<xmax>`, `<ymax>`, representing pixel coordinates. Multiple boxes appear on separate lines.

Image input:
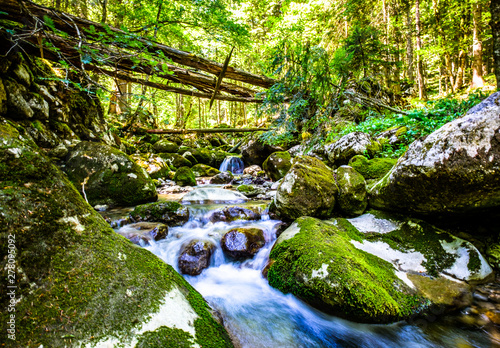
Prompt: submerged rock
<box><xmin>173</xmin><ymin>166</ymin><xmax>197</xmax><ymax>187</ymax></box>
<box><xmin>221</xmin><ymin>227</ymin><xmax>266</xmax><ymax>259</ymax></box>
<box><xmin>0</xmin><ymin>120</ymin><xmax>233</xmax><ymax>347</ymax></box>
<box><xmin>263</xmin><ymin>151</ymin><xmax>292</xmax><ymax>181</ymax></box>
<box><xmin>178</xmin><ymin>240</ymin><xmax>216</xmax><ymax>276</ymax></box>
<box><xmin>116</xmin><ymin>222</ymin><xmax>168</xmax><ymax>245</ymax></box>
<box><xmin>336</xmin><ymin>165</ymin><xmax>368</xmax><ymax>216</ymax></box>
<box><xmin>209</xmin><ymin>206</ymin><xmax>261</xmax><ymax>223</ymax></box>
<box><xmin>325</xmin><ymin>132</ymin><xmax>381</xmax><ymax>166</ymax></box>
<box><xmin>370</xmin><ymin>92</ymin><xmax>500</xmax><ymax>216</ymax></box>
<box><xmin>267</xmin><ymin>213</ymin><xmax>493</xmax><ymax>323</ymax></box>
<box><xmin>181</xmin><ymin>187</ymin><xmax>248</xmax><ymax>204</ymax></box>
<box><xmin>130</xmin><ymin>201</ymin><xmax>189</xmax><ymax>226</ymax></box>
<box><xmin>273</xmin><ymin>156</ymin><xmax>338</xmax><ymax>220</ymax></box>
<box><xmin>65</xmin><ymin>141</ymin><xmax>157</xmax><ymax>207</ymax></box>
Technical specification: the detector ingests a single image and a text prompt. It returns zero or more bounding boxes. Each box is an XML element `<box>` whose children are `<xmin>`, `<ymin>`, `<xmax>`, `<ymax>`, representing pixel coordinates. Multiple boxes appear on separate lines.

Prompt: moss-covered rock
<box><xmin>273</xmin><ymin>156</ymin><xmax>338</xmax><ymax>220</ymax></box>
<box><xmin>237</xmin><ymin>184</ymin><xmax>265</xmax><ymax>198</ymax></box>
<box><xmin>182</xmin><ymin>151</ymin><xmax>199</xmax><ymax>166</ymax></box>
<box><xmin>325</xmin><ymin>132</ymin><xmax>381</xmax><ymax>167</ymax></box>
<box><xmin>65</xmin><ymin>141</ymin><xmax>157</xmax><ymax>207</ymax></box>
<box><xmin>132</xmin><ymin>154</ymin><xmax>171</xmax><ymax>180</ymax></box>
<box><xmin>0</xmin><ymin>119</ymin><xmax>233</xmax><ymax>348</ymax></box>
<box><xmin>191</xmin><ymin>148</ymin><xmax>212</xmax><ymax>165</ymax></box>
<box><xmin>130</xmin><ymin>201</ymin><xmax>190</xmax><ymax>226</ymax></box>
<box><xmin>159</xmin><ymin>153</ymin><xmax>193</xmax><ymax>169</ymax></box>
<box><xmin>153</xmin><ymin>139</ymin><xmax>180</xmax><ymax>153</ymax></box>
<box><xmin>336</xmin><ymin>165</ymin><xmax>368</xmax><ymax>216</ymax></box>
<box><xmin>262</xmin><ymin>151</ymin><xmax>292</xmax><ymax>181</ymax></box>
<box><xmin>191</xmin><ymin>163</ymin><xmax>220</xmax><ymax>177</ymax></box>
<box><xmin>174</xmin><ymin>166</ymin><xmax>197</xmax><ymax>187</ymax></box>
<box><xmin>370</xmin><ymin>92</ymin><xmax>500</xmax><ymax>216</ymax></box>
<box><xmin>348</xmin><ymin>155</ymin><xmax>397</xmax><ymax>180</ymax></box>
<box><xmin>221</xmin><ymin>227</ymin><xmax>265</xmax><ymax>259</ymax></box>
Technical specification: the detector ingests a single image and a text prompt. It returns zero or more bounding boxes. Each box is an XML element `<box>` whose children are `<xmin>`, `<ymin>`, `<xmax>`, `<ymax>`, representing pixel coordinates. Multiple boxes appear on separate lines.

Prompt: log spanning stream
<box><xmin>114</xmin><ymin>194</ymin><xmax>493</xmax><ymax>347</ymax></box>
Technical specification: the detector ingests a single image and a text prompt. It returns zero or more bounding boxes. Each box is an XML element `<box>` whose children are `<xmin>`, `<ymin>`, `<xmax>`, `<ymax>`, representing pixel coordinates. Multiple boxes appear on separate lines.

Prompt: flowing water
<box><xmin>220</xmin><ymin>156</ymin><xmax>245</xmax><ymax>174</ymax></box>
<box><xmin>115</xmin><ymin>198</ymin><xmax>495</xmax><ymax>348</ymax></box>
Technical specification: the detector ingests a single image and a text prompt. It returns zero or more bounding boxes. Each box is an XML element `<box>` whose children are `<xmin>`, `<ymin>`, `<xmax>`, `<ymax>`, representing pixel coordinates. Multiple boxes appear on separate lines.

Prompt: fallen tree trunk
<box><xmin>0</xmin><ymin>0</ymin><xmax>276</xmax><ymax>89</ymax></box>
<box><xmin>146</xmin><ymin>128</ymin><xmax>269</xmax><ymax>134</ymax></box>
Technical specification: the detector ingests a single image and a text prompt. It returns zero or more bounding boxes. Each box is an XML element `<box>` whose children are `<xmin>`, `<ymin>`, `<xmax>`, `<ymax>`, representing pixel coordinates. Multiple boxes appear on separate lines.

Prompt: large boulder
<box><xmin>263</xmin><ymin>151</ymin><xmax>292</xmax><ymax>181</ymax></box>
<box><xmin>325</xmin><ymin>132</ymin><xmax>381</xmax><ymax>167</ymax></box>
<box><xmin>159</xmin><ymin>153</ymin><xmax>193</xmax><ymax>169</ymax></box>
<box><xmin>0</xmin><ymin>120</ymin><xmax>233</xmax><ymax>347</ymax></box>
<box><xmin>173</xmin><ymin>166</ymin><xmax>197</xmax><ymax>187</ymax></box>
<box><xmin>336</xmin><ymin>165</ymin><xmax>368</xmax><ymax>216</ymax></box>
<box><xmin>273</xmin><ymin>156</ymin><xmax>338</xmax><ymax>220</ymax></box>
<box><xmin>221</xmin><ymin>227</ymin><xmax>266</xmax><ymax>259</ymax></box>
<box><xmin>153</xmin><ymin>139</ymin><xmax>179</xmax><ymax>153</ymax></box>
<box><xmin>240</xmin><ymin>134</ymin><xmax>283</xmax><ymax>166</ymax></box>
<box><xmin>178</xmin><ymin>240</ymin><xmax>216</xmax><ymax>276</ymax></box>
<box><xmin>267</xmin><ymin>214</ymin><xmax>492</xmax><ymax>324</ymax></box>
<box><xmin>370</xmin><ymin>92</ymin><xmax>500</xmax><ymax>216</ymax></box>
<box><xmin>129</xmin><ymin>201</ymin><xmax>190</xmax><ymax>226</ymax></box>
<box><xmin>65</xmin><ymin>141</ymin><xmax>157</xmax><ymax>207</ymax></box>
<box><xmin>132</xmin><ymin>154</ymin><xmax>172</xmax><ymax>180</ymax></box>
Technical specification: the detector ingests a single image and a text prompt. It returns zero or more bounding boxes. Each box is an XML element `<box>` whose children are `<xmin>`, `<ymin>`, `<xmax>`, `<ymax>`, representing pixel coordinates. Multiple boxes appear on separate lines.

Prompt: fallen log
<box><xmin>146</xmin><ymin>128</ymin><xmax>269</xmax><ymax>134</ymax></box>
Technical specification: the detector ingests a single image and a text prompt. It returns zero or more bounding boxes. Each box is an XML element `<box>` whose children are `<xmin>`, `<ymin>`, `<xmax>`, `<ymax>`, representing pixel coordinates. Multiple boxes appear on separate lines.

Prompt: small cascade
<box><xmin>219</xmin><ymin>156</ymin><xmax>244</xmax><ymax>174</ymax></box>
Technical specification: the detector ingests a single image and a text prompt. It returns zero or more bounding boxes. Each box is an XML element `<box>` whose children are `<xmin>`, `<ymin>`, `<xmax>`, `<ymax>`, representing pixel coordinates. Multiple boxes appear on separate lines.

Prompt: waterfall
<box><xmin>219</xmin><ymin>156</ymin><xmax>244</xmax><ymax>174</ymax></box>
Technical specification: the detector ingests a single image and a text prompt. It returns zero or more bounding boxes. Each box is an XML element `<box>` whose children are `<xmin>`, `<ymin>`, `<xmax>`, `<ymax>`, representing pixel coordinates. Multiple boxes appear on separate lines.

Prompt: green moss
<box><xmin>159</xmin><ymin>153</ymin><xmax>193</xmax><ymax>169</ymax></box>
<box><xmin>348</xmin><ymin>155</ymin><xmax>397</xmax><ymax>180</ymax></box>
<box><xmin>268</xmin><ymin>217</ymin><xmax>428</xmax><ymax>323</ymax></box>
<box><xmin>173</xmin><ymin>166</ymin><xmax>197</xmax><ymax>187</ymax></box>
<box><xmin>237</xmin><ymin>184</ymin><xmax>254</xmax><ymax>194</ymax></box>
<box><xmin>467</xmin><ymin>248</ymin><xmax>481</xmax><ymax>273</ymax></box>
<box><xmin>263</xmin><ymin>151</ymin><xmax>292</xmax><ymax>181</ymax></box>
<box><xmin>136</xmin><ymin>327</ymin><xmax>195</xmax><ymax>348</ymax></box>
<box><xmin>191</xmin><ymin>163</ymin><xmax>220</xmax><ymax>177</ymax></box>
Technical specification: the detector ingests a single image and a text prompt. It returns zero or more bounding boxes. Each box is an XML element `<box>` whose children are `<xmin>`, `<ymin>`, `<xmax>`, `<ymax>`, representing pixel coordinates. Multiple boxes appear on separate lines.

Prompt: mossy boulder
<box><xmin>0</xmin><ymin>119</ymin><xmax>233</xmax><ymax>348</ymax></box>
<box><xmin>178</xmin><ymin>240</ymin><xmax>216</xmax><ymax>276</ymax></box>
<box><xmin>153</xmin><ymin>139</ymin><xmax>180</xmax><ymax>153</ymax></box>
<box><xmin>336</xmin><ymin>165</ymin><xmax>368</xmax><ymax>216</ymax></box>
<box><xmin>273</xmin><ymin>156</ymin><xmax>338</xmax><ymax>220</ymax></box>
<box><xmin>348</xmin><ymin>155</ymin><xmax>397</xmax><ymax>180</ymax></box>
<box><xmin>65</xmin><ymin>141</ymin><xmax>157</xmax><ymax>207</ymax></box>
<box><xmin>191</xmin><ymin>163</ymin><xmax>220</xmax><ymax>177</ymax></box>
<box><xmin>191</xmin><ymin>148</ymin><xmax>212</xmax><ymax>165</ymax></box>
<box><xmin>221</xmin><ymin>227</ymin><xmax>266</xmax><ymax>259</ymax></box>
<box><xmin>174</xmin><ymin>166</ymin><xmax>197</xmax><ymax>187</ymax></box>
<box><xmin>132</xmin><ymin>154</ymin><xmax>171</xmax><ymax>179</ymax></box>
<box><xmin>130</xmin><ymin>201</ymin><xmax>190</xmax><ymax>226</ymax></box>
<box><xmin>182</xmin><ymin>151</ymin><xmax>199</xmax><ymax>166</ymax></box>
<box><xmin>325</xmin><ymin>132</ymin><xmax>381</xmax><ymax>167</ymax></box>
<box><xmin>267</xmin><ymin>214</ymin><xmax>492</xmax><ymax>323</ymax></box>
<box><xmin>263</xmin><ymin>151</ymin><xmax>292</xmax><ymax>181</ymax></box>
<box><xmin>237</xmin><ymin>184</ymin><xmax>265</xmax><ymax>198</ymax></box>
<box><xmin>159</xmin><ymin>153</ymin><xmax>193</xmax><ymax>169</ymax></box>
<box><xmin>370</xmin><ymin>92</ymin><xmax>500</xmax><ymax>216</ymax></box>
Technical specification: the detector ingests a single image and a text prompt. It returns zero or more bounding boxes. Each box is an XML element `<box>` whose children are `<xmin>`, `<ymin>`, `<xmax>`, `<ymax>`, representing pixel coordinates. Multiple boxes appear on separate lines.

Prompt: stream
<box><xmin>114</xmin><ymin>194</ymin><xmax>494</xmax><ymax>348</ymax></box>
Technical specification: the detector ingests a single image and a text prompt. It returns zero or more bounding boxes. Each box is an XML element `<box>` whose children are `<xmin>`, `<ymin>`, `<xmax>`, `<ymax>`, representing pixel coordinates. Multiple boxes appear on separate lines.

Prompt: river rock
<box><xmin>191</xmin><ymin>163</ymin><xmax>220</xmax><ymax>177</ymax></box>
<box><xmin>336</xmin><ymin>165</ymin><xmax>367</xmax><ymax>216</ymax></box>
<box><xmin>370</xmin><ymin>92</ymin><xmax>500</xmax><ymax>216</ymax></box>
<box><xmin>210</xmin><ymin>171</ymin><xmax>234</xmax><ymax>184</ymax></box>
<box><xmin>132</xmin><ymin>154</ymin><xmax>172</xmax><ymax>180</ymax></box>
<box><xmin>221</xmin><ymin>227</ymin><xmax>266</xmax><ymax>259</ymax></box>
<box><xmin>240</xmin><ymin>134</ymin><xmax>283</xmax><ymax>166</ymax></box>
<box><xmin>263</xmin><ymin>151</ymin><xmax>292</xmax><ymax>181</ymax></box>
<box><xmin>159</xmin><ymin>152</ymin><xmax>192</xmax><ymax>169</ymax></box>
<box><xmin>348</xmin><ymin>155</ymin><xmax>397</xmax><ymax>180</ymax></box>
<box><xmin>191</xmin><ymin>148</ymin><xmax>212</xmax><ymax>165</ymax></box>
<box><xmin>209</xmin><ymin>206</ymin><xmax>261</xmax><ymax>223</ymax></box>
<box><xmin>243</xmin><ymin>164</ymin><xmax>263</xmax><ymax>176</ymax></box>
<box><xmin>325</xmin><ymin>132</ymin><xmax>381</xmax><ymax>166</ymax></box>
<box><xmin>173</xmin><ymin>166</ymin><xmax>197</xmax><ymax>186</ymax></box>
<box><xmin>116</xmin><ymin>222</ymin><xmax>168</xmax><ymax>245</ymax></box>
<box><xmin>237</xmin><ymin>184</ymin><xmax>266</xmax><ymax>198</ymax></box>
<box><xmin>273</xmin><ymin>156</ymin><xmax>338</xmax><ymax>220</ymax></box>
<box><xmin>181</xmin><ymin>187</ymin><xmax>248</xmax><ymax>204</ymax></box>
<box><xmin>65</xmin><ymin>141</ymin><xmax>157</xmax><ymax>207</ymax></box>
<box><xmin>267</xmin><ymin>214</ymin><xmax>492</xmax><ymax>323</ymax></box>
<box><xmin>153</xmin><ymin>139</ymin><xmax>179</xmax><ymax>153</ymax></box>
<box><xmin>130</xmin><ymin>201</ymin><xmax>189</xmax><ymax>226</ymax></box>
<box><xmin>182</xmin><ymin>150</ymin><xmax>199</xmax><ymax>166</ymax></box>
<box><xmin>0</xmin><ymin>120</ymin><xmax>233</xmax><ymax>347</ymax></box>
<box><xmin>178</xmin><ymin>240</ymin><xmax>216</xmax><ymax>276</ymax></box>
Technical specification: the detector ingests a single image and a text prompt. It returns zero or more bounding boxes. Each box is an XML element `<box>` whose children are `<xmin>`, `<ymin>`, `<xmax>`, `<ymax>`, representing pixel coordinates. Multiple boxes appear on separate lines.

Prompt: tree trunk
<box><xmin>406</xmin><ymin>2</ymin><xmax>414</xmax><ymax>83</ymax></box>
<box><xmin>415</xmin><ymin>0</ymin><xmax>427</xmax><ymax>99</ymax></box>
<box><xmin>471</xmin><ymin>2</ymin><xmax>486</xmax><ymax>88</ymax></box>
<box><xmin>491</xmin><ymin>0</ymin><xmax>500</xmax><ymax>90</ymax></box>
<box><xmin>454</xmin><ymin>50</ymin><xmax>466</xmax><ymax>90</ymax></box>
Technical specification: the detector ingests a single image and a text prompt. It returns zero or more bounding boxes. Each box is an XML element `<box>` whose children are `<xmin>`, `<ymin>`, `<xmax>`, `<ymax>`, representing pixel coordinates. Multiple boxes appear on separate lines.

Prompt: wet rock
<box><xmin>65</xmin><ymin>141</ymin><xmax>157</xmax><ymax>207</ymax></box>
<box><xmin>221</xmin><ymin>227</ymin><xmax>266</xmax><ymax>259</ymax></box>
<box><xmin>173</xmin><ymin>166</ymin><xmax>197</xmax><ymax>187</ymax></box>
<box><xmin>370</xmin><ymin>92</ymin><xmax>500</xmax><ymax>216</ymax></box>
<box><xmin>210</xmin><ymin>171</ymin><xmax>234</xmax><ymax>184</ymax></box>
<box><xmin>191</xmin><ymin>163</ymin><xmax>220</xmax><ymax>177</ymax></box>
<box><xmin>263</xmin><ymin>151</ymin><xmax>292</xmax><ymax>181</ymax></box>
<box><xmin>336</xmin><ymin>165</ymin><xmax>367</xmax><ymax>216</ymax></box>
<box><xmin>178</xmin><ymin>240</ymin><xmax>216</xmax><ymax>275</ymax></box>
<box><xmin>117</xmin><ymin>222</ymin><xmax>168</xmax><ymax>245</ymax></box>
<box><xmin>231</xmin><ymin>174</ymin><xmax>266</xmax><ymax>186</ymax></box>
<box><xmin>153</xmin><ymin>139</ymin><xmax>179</xmax><ymax>153</ymax></box>
<box><xmin>209</xmin><ymin>206</ymin><xmax>261</xmax><ymax>223</ymax></box>
<box><xmin>273</xmin><ymin>156</ymin><xmax>338</xmax><ymax>220</ymax></box>
<box><xmin>237</xmin><ymin>184</ymin><xmax>266</xmax><ymax>198</ymax></box>
<box><xmin>325</xmin><ymin>132</ymin><xmax>381</xmax><ymax>166</ymax></box>
<box><xmin>130</xmin><ymin>201</ymin><xmax>189</xmax><ymax>226</ymax></box>
<box><xmin>181</xmin><ymin>187</ymin><xmax>248</xmax><ymax>204</ymax></box>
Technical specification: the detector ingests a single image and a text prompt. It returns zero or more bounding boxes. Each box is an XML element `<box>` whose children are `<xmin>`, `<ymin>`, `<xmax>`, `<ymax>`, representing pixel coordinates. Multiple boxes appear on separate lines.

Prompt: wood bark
<box><xmin>415</xmin><ymin>0</ymin><xmax>427</xmax><ymax>100</ymax></box>
<box><xmin>472</xmin><ymin>2</ymin><xmax>486</xmax><ymax>88</ymax></box>
<box><xmin>491</xmin><ymin>0</ymin><xmax>500</xmax><ymax>89</ymax></box>
<box><xmin>406</xmin><ymin>2</ymin><xmax>414</xmax><ymax>82</ymax></box>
